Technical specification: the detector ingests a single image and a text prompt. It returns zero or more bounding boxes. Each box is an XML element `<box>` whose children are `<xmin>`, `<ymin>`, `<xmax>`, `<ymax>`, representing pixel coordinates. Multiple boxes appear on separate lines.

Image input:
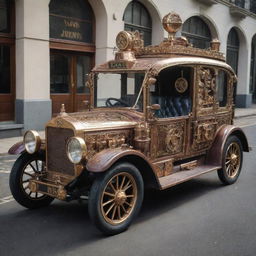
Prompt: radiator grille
<box><xmin>47</xmin><ymin>127</ymin><xmax>75</xmax><ymax>176</ymax></box>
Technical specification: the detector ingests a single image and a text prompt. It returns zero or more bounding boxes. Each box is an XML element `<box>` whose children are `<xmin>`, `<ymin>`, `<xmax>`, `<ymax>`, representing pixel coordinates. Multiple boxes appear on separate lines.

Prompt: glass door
<box><xmin>73</xmin><ymin>55</ymin><xmax>91</xmax><ymax>112</ymax></box>
<box><xmin>50</xmin><ymin>51</ymin><xmax>92</xmax><ymax>115</ymax></box>
<box><xmin>0</xmin><ymin>44</ymin><xmax>14</xmax><ymax>121</ymax></box>
<box><xmin>0</xmin><ymin>0</ymin><xmax>15</xmax><ymax>121</ymax></box>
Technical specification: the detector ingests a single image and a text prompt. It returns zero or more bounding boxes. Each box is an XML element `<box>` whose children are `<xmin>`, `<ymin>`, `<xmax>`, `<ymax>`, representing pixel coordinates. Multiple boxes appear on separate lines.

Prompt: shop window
<box><xmin>182</xmin><ymin>16</ymin><xmax>211</xmax><ymax>49</ymax></box>
<box><xmin>50</xmin><ymin>54</ymin><xmax>70</xmax><ymax>94</ymax></box>
<box><xmin>0</xmin><ymin>0</ymin><xmax>10</xmax><ymax>33</ymax></box>
<box><xmin>123</xmin><ymin>1</ymin><xmax>152</xmax><ymax>46</ymax></box>
<box><xmin>49</xmin><ymin>0</ymin><xmax>94</xmax><ymax>44</ymax></box>
<box><xmin>0</xmin><ymin>0</ymin><xmax>14</xmax><ymax>121</ymax></box>
<box><xmin>0</xmin><ymin>45</ymin><xmax>10</xmax><ymax>93</ymax></box>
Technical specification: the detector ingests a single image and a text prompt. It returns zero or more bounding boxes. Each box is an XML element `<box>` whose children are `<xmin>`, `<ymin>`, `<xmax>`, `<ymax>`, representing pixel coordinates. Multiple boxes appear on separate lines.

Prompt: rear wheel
<box><xmin>9</xmin><ymin>152</ymin><xmax>54</xmax><ymax>209</ymax></box>
<box><xmin>88</xmin><ymin>163</ymin><xmax>144</xmax><ymax>235</ymax></box>
<box><xmin>217</xmin><ymin>135</ymin><xmax>243</xmax><ymax>185</ymax></box>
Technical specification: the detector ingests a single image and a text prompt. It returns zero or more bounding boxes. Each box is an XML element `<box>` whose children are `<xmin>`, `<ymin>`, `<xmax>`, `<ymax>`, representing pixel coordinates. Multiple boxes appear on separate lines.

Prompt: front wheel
<box><xmin>88</xmin><ymin>163</ymin><xmax>144</xmax><ymax>235</ymax></box>
<box><xmin>217</xmin><ymin>135</ymin><xmax>243</xmax><ymax>185</ymax></box>
<box><xmin>9</xmin><ymin>152</ymin><xmax>54</xmax><ymax>209</ymax></box>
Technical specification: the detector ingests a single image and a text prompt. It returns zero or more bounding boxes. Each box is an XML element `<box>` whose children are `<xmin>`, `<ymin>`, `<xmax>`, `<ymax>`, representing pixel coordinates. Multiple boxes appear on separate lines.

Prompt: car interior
<box><xmin>150</xmin><ymin>66</ymin><xmax>193</xmax><ymax>118</ymax></box>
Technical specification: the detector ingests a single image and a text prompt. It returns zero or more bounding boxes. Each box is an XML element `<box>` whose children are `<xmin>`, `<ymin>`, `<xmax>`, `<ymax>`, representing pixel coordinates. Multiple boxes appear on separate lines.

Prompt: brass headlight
<box><xmin>23</xmin><ymin>130</ymin><xmax>41</xmax><ymax>154</ymax></box>
<box><xmin>67</xmin><ymin>137</ymin><xmax>87</xmax><ymax>164</ymax></box>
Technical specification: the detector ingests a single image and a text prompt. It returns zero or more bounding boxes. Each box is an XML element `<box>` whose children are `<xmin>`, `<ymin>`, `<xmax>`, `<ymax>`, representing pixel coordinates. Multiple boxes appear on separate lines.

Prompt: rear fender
<box><xmin>86</xmin><ymin>148</ymin><xmax>160</xmax><ymax>189</ymax></box>
<box><xmin>206</xmin><ymin>125</ymin><xmax>250</xmax><ymax>166</ymax></box>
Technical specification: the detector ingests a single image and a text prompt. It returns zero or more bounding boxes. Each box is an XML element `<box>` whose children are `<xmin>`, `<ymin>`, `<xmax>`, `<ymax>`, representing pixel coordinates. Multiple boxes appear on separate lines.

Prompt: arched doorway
<box><xmin>250</xmin><ymin>35</ymin><xmax>256</xmax><ymax>102</ymax></box>
<box><xmin>226</xmin><ymin>28</ymin><xmax>239</xmax><ymax>104</ymax></box>
<box><xmin>49</xmin><ymin>0</ymin><xmax>95</xmax><ymax>114</ymax></box>
<box><xmin>182</xmin><ymin>16</ymin><xmax>212</xmax><ymax>49</ymax></box>
<box><xmin>123</xmin><ymin>0</ymin><xmax>152</xmax><ymax>46</ymax></box>
<box><xmin>0</xmin><ymin>0</ymin><xmax>15</xmax><ymax>121</ymax></box>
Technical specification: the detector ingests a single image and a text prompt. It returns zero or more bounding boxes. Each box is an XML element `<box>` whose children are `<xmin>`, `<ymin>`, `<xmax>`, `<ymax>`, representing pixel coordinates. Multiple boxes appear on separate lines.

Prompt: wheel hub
<box><xmin>230</xmin><ymin>153</ymin><xmax>238</xmax><ymax>165</ymax></box>
<box><xmin>115</xmin><ymin>191</ymin><xmax>127</xmax><ymax>205</ymax></box>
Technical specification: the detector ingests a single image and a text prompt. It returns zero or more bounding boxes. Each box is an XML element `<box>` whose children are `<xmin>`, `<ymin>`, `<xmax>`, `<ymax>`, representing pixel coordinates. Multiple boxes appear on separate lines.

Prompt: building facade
<box><xmin>0</xmin><ymin>0</ymin><xmax>256</xmax><ymax>132</ymax></box>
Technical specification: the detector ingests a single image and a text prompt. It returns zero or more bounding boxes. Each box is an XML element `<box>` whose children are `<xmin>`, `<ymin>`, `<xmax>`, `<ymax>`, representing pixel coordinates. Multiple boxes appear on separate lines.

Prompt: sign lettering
<box><xmin>109</xmin><ymin>62</ymin><xmax>127</xmax><ymax>69</ymax></box>
<box><xmin>61</xmin><ymin>30</ymin><xmax>83</xmax><ymax>40</ymax></box>
<box><xmin>50</xmin><ymin>15</ymin><xmax>93</xmax><ymax>43</ymax></box>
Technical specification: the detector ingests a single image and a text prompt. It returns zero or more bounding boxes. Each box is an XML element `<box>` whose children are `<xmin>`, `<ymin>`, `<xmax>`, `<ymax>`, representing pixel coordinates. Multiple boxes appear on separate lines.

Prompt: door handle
<box><xmin>70</xmin><ymin>73</ymin><xmax>75</xmax><ymax>88</ymax></box>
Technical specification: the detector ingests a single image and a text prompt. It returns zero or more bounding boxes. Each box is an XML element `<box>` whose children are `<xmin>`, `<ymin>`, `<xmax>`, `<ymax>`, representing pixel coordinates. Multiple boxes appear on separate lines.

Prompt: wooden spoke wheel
<box><xmin>101</xmin><ymin>172</ymin><xmax>137</xmax><ymax>225</ymax></box>
<box><xmin>88</xmin><ymin>163</ymin><xmax>144</xmax><ymax>235</ymax></box>
<box><xmin>225</xmin><ymin>142</ymin><xmax>241</xmax><ymax>178</ymax></box>
<box><xmin>218</xmin><ymin>135</ymin><xmax>243</xmax><ymax>185</ymax></box>
<box><xmin>9</xmin><ymin>152</ymin><xmax>54</xmax><ymax>209</ymax></box>
<box><xmin>21</xmin><ymin>158</ymin><xmax>46</xmax><ymax>200</ymax></box>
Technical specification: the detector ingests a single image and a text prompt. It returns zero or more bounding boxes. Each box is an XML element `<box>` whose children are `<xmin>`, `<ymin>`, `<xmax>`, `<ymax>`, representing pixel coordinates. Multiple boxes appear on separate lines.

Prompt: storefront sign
<box><xmin>50</xmin><ymin>15</ymin><xmax>92</xmax><ymax>43</ymax></box>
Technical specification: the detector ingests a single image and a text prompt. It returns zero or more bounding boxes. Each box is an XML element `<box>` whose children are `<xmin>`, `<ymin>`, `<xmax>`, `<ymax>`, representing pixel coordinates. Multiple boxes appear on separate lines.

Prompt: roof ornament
<box><xmin>162</xmin><ymin>12</ymin><xmax>189</xmax><ymax>47</ymax></box>
<box><xmin>162</xmin><ymin>12</ymin><xmax>182</xmax><ymax>41</ymax></box>
<box><xmin>114</xmin><ymin>31</ymin><xmax>144</xmax><ymax>61</ymax></box>
<box><xmin>210</xmin><ymin>38</ymin><xmax>221</xmax><ymax>51</ymax></box>
<box><xmin>59</xmin><ymin>103</ymin><xmax>68</xmax><ymax>116</ymax></box>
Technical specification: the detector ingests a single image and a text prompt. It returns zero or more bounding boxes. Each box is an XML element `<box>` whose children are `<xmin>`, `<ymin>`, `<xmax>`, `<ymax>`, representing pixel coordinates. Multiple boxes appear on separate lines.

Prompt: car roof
<box><xmin>93</xmin><ymin>56</ymin><xmax>235</xmax><ymax>75</ymax></box>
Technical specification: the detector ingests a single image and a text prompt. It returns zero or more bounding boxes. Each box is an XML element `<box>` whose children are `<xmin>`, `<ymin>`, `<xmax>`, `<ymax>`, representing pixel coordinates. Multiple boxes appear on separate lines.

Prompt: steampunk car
<box><xmin>9</xmin><ymin>12</ymin><xmax>249</xmax><ymax>235</ymax></box>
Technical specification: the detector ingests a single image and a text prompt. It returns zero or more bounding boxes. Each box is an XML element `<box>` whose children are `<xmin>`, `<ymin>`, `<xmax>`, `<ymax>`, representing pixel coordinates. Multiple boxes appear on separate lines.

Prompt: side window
<box><xmin>216</xmin><ymin>70</ymin><xmax>227</xmax><ymax>107</ymax></box>
<box><xmin>150</xmin><ymin>66</ymin><xmax>192</xmax><ymax>118</ymax></box>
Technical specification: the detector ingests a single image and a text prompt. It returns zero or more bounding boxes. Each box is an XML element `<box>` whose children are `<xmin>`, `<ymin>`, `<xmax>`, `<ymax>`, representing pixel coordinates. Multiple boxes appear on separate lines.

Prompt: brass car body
<box><xmin>10</xmin><ymin>12</ymin><xmax>249</xmax><ymax>200</ymax></box>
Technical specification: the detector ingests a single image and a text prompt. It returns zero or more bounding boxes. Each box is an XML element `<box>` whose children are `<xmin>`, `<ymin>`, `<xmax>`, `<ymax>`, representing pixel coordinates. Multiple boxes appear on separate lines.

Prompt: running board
<box><xmin>159</xmin><ymin>165</ymin><xmax>220</xmax><ymax>190</ymax></box>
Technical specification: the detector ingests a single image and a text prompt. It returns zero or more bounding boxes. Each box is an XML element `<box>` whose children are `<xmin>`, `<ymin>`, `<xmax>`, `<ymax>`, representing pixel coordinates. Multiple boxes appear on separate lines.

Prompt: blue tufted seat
<box><xmin>151</xmin><ymin>95</ymin><xmax>191</xmax><ymax>118</ymax></box>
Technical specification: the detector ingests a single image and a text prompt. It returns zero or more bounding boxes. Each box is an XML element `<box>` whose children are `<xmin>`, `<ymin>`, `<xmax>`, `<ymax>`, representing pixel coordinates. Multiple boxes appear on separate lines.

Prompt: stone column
<box><xmin>15</xmin><ymin>0</ymin><xmax>51</xmax><ymax>131</ymax></box>
<box><xmin>236</xmin><ymin>44</ymin><xmax>252</xmax><ymax>107</ymax></box>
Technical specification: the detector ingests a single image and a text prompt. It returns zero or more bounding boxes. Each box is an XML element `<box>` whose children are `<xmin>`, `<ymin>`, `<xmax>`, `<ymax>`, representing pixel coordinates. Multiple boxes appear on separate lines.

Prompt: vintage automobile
<box><xmin>9</xmin><ymin>12</ymin><xmax>249</xmax><ymax>235</ymax></box>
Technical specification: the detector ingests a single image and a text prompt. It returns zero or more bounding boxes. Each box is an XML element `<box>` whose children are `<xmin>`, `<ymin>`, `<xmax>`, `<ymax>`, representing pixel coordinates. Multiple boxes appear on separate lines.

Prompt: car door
<box><xmin>148</xmin><ymin>65</ymin><xmax>194</xmax><ymax>177</ymax></box>
<box><xmin>190</xmin><ymin>65</ymin><xmax>219</xmax><ymax>154</ymax></box>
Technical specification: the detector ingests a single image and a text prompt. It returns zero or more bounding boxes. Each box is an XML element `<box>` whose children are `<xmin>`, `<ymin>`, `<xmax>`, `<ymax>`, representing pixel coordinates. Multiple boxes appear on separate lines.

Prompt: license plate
<box><xmin>38</xmin><ymin>183</ymin><xmax>58</xmax><ymax>197</ymax></box>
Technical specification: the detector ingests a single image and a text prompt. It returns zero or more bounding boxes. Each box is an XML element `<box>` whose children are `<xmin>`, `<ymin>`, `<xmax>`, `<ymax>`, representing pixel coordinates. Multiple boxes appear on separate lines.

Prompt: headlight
<box><xmin>67</xmin><ymin>137</ymin><xmax>87</xmax><ymax>164</ymax></box>
<box><xmin>23</xmin><ymin>130</ymin><xmax>41</xmax><ymax>154</ymax></box>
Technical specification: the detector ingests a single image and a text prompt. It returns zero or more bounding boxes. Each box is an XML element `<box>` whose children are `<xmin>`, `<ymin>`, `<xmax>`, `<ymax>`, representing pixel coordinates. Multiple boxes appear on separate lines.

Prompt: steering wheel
<box><xmin>105</xmin><ymin>97</ymin><xmax>130</xmax><ymax>107</ymax></box>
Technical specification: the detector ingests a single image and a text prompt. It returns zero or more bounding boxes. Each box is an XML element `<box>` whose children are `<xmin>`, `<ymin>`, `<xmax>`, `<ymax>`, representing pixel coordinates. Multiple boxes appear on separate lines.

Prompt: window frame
<box><xmin>123</xmin><ymin>0</ymin><xmax>152</xmax><ymax>46</ymax></box>
<box><xmin>181</xmin><ymin>16</ymin><xmax>212</xmax><ymax>49</ymax></box>
<box><xmin>49</xmin><ymin>0</ymin><xmax>96</xmax><ymax>53</ymax></box>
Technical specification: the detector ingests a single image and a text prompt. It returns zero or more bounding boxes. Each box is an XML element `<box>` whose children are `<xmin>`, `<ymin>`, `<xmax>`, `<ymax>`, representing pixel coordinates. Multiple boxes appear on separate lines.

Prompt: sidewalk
<box><xmin>1</xmin><ymin>106</ymin><xmax>256</xmax><ymax>155</ymax></box>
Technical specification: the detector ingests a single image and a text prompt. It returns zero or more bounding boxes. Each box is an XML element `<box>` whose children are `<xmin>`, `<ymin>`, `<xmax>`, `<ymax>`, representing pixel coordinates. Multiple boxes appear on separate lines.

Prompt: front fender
<box><xmin>86</xmin><ymin>147</ymin><xmax>160</xmax><ymax>189</ymax></box>
<box><xmin>206</xmin><ymin>125</ymin><xmax>250</xmax><ymax>166</ymax></box>
<box><xmin>86</xmin><ymin>147</ymin><xmax>152</xmax><ymax>173</ymax></box>
<box><xmin>8</xmin><ymin>141</ymin><xmax>25</xmax><ymax>155</ymax></box>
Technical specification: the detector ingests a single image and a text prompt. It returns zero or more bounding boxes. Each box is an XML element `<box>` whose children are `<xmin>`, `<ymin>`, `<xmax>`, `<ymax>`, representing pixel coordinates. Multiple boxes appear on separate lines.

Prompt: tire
<box><xmin>9</xmin><ymin>152</ymin><xmax>54</xmax><ymax>209</ymax></box>
<box><xmin>88</xmin><ymin>162</ymin><xmax>144</xmax><ymax>235</ymax></box>
<box><xmin>217</xmin><ymin>135</ymin><xmax>243</xmax><ymax>185</ymax></box>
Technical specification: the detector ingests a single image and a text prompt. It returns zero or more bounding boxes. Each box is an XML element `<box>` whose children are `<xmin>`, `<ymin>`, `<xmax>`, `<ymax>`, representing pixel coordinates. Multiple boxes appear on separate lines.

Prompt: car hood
<box><xmin>47</xmin><ymin>108</ymin><xmax>144</xmax><ymax>131</ymax></box>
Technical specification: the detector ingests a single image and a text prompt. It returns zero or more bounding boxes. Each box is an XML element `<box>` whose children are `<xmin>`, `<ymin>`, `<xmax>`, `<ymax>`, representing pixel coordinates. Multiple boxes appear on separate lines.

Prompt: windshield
<box><xmin>94</xmin><ymin>72</ymin><xmax>145</xmax><ymax>111</ymax></box>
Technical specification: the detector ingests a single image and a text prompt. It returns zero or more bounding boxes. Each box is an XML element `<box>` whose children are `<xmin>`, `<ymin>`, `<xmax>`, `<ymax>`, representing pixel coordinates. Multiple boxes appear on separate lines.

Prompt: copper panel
<box><xmin>47</xmin><ymin>127</ymin><xmax>75</xmax><ymax>176</ymax></box>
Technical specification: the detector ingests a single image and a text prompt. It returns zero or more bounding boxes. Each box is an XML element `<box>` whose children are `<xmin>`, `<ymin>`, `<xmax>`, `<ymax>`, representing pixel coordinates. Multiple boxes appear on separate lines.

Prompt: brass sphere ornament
<box><xmin>116</xmin><ymin>31</ymin><xmax>133</xmax><ymax>51</ymax></box>
<box><xmin>162</xmin><ymin>12</ymin><xmax>183</xmax><ymax>40</ymax></box>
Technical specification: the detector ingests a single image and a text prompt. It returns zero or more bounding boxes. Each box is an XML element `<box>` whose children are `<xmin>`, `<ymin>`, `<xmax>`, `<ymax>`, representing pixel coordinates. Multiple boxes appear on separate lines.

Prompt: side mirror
<box><xmin>146</xmin><ymin>104</ymin><xmax>160</xmax><ymax>120</ymax></box>
<box><xmin>148</xmin><ymin>77</ymin><xmax>157</xmax><ymax>85</ymax></box>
